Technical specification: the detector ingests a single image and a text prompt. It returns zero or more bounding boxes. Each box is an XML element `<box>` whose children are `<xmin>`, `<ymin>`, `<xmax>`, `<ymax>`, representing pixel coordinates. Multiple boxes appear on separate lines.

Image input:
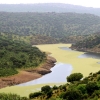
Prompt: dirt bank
<box><xmin>0</xmin><ymin>56</ymin><xmax>56</xmax><ymax>89</ymax></box>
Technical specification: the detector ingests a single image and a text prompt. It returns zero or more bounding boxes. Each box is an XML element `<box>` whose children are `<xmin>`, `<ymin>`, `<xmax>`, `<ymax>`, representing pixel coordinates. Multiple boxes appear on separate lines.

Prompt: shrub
<box><xmin>0</xmin><ymin>93</ymin><xmax>29</xmax><ymax>100</ymax></box>
<box><xmin>41</xmin><ymin>85</ymin><xmax>51</xmax><ymax>93</ymax></box>
<box><xmin>29</xmin><ymin>92</ymin><xmax>42</xmax><ymax>99</ymax></box>
<box><xmin>47</xmin><ymin>90</ymin><xmax>52</xmax><ymax>98</ymax></box>
<box><xmin>97</xmin><ymin>75</ymin><xmax>100</xmax><ymax>81</ymax></box>
<box><xmin>77</xmin><ymin>84</ymin><xmax>87</xmax><ymax>94</ymax></box>
<box><xmin>86</xmin><ymin>82</ymin><xmax>99</xmax><ymax>95</ymax></box>
<box><xmin>52</xmin><ymin>85</ymin><xmax>58</xmax><ymax>90</ymax></box>
<box><xmin>67</xmin><ymin>73</ymin><xmax>83</xmax><ymax>82</ymax></box>
<box><xmin>62</xmin><ymin>89</ymin><xmax>82</xmax><ymax>100</ymax></box>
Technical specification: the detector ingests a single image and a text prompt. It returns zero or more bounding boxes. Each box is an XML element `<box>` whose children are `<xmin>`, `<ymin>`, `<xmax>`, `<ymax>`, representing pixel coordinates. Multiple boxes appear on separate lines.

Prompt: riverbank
<box><xmin>0</xmin><ymin>56</ymin><xmax>56</xmax><ymax>89</ymax></box>
<box><xmin>36</xmin><ymin>44</ymin><xmax>100</xmax><ymax>77</ymax></box>
<box><xmin>0</xmin><ymin>43</ymin><xmax>100</xmax><ymax>97</ymax></box>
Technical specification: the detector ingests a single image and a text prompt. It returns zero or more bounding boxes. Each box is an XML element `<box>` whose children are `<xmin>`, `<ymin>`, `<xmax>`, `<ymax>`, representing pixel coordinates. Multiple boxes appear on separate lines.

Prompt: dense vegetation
<box><xmin>0</xmin><ymin>34</ymin><xmax>46</xmax><ymax>77</ymax></box>
<box><xmin>0</xmin><ymin>93</ymin><xmax>29</xmax><ymax>100</ymax></box>
<box><xmin>0</xmin><ymin>12</ymin><xmax>100</xmax><ymax>38</ymax></box>
<box><xmin>2</xmin><ymin>70</ymin><xmax>100</xmax><ymax>100</ymax></box>
<box><xmin>71</xmin><ymin>33</ymin><xmax>100</xmax><ymax>53</ymax></box>
<box><xmin>28</xmin><ymin>70</ymin><xmax>100</xmax><ymax>100</ymax></box>
<box><xmin>0</xmin><ymin>3</ymin><xmax>100</xmax><ymax>16</ymax></box>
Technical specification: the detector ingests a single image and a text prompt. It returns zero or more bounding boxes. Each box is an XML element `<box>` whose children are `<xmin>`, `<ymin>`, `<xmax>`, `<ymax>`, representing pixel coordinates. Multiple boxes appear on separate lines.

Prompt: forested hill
<box><xmin>71</xmin><ymin>33</ymin><xmax>100</xmax><ymax>53</ymax></box>
<box><xmin>1</xmin><ymin>12</ymin><xmax>100</xmax><ymax>38</ymax></box>
<box><xmin>0</xmin><ymin>34</ymin><xmax>46</xmax><ymax>77</ymax></box>
<box><xmin>0</xmin><ymin>3</ymin><xmax>100</xmax><ymax>16</ymax></box>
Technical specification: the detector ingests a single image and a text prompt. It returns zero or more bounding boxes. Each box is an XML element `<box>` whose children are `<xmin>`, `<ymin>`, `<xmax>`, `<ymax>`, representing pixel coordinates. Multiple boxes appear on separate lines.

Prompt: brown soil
<box><xmin>0</xmin><ymin>56</ymin><xmax>56</xmax><ymax>89</ymax></box>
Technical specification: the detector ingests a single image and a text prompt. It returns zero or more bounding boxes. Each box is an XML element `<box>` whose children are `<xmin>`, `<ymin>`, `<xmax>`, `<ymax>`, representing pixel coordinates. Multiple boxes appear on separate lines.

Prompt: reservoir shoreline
<box><xmin>0</xmin><ymin>44</ymin><xmax>100</xmax><ymax>97</ymax></box>
<box><xmin>0</xmin><ymin>56</ymin><xmax>56</xmax><ymax>89</ymax></box>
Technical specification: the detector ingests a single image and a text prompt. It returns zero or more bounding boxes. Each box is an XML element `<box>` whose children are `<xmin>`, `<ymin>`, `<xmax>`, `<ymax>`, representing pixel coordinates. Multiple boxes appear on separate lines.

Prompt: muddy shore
<box><xmin>0</xmin><ymin>56</ymin><xmax>56</xmax><ymax>89</ymax></box>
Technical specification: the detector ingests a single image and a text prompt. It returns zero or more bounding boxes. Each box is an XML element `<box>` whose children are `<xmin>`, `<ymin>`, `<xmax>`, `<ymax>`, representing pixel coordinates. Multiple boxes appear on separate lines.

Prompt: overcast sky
<box><xmin>0</xmin><ymin>0</ymin><xmax>100</xmax><ymax>8</ymax></box>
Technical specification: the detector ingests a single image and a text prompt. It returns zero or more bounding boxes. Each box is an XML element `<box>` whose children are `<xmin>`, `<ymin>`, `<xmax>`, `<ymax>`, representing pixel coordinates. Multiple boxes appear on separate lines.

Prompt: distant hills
<box><xmin>0</xmin><ymin>12</ymin><xmax>100</xmax><ymax>38</ymax></box>
<box><xmin>0</xmin><ymin>3</ymin><xmax>100</xmax><ymax>16</ymax></box>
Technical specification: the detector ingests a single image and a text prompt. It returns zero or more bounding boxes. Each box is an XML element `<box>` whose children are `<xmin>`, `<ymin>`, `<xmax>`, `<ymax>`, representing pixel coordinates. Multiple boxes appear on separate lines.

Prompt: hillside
<box><xmin>0</xmin><ymin>32</ymin><xmax>59</xmax><ymax>45</ymax></box>
<box><xmin>0</xmin><ymin>3</ymin><xmax>100</xmax><ymax>16</ymax></box>
<box><xmin>0</xmin><ymin>12</ymin><xmax>100</xmax><ymax>38</ymax></box>
<box><xmin>0</xmin><ymin>34</ymin><xmax>46</xmax><ymax>77</ymax></box>
<box><xmin>71</xmin><ymin>33</ymin><xmax>100</xmax><ymax>53</ymax></box>
<box><xmin>27</xmin><ymin>71</ymin><xmax>100</xmax><ymax>100</ymax></box>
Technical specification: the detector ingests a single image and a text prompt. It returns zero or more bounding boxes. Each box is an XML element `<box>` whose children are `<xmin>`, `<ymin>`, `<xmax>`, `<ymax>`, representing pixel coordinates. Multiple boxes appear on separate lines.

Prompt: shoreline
<box><xmin>0</xmin><ymin>44</ymin><xmax>100</xmax><ymax>97</ymax></box>
<box><xmin>0</xmin><ymin>56</ymin><xmax>56</xmax><ymax>89</ymax></box>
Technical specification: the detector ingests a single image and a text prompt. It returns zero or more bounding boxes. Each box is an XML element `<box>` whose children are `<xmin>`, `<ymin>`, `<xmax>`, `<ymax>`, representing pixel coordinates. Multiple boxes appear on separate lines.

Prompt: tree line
<box><xmin>0</xmin><ymin>12</ymin><xmax>100</xmax><ymax>38</ymax></box>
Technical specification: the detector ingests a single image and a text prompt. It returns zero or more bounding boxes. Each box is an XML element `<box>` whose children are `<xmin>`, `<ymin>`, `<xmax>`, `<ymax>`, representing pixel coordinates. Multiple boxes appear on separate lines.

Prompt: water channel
<box><xmin>19</xmin><ymin>46</ymin><xmax>100</xmax><ymax>86</ymax></box>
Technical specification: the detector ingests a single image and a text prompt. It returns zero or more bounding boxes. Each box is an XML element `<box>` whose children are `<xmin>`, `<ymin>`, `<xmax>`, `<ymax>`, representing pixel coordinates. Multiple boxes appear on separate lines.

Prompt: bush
<box><xmin>0</xmin><ymin>68</ymin><xmax>18</xmax><ymax>77</ymax></box>
<box><xmin>0</xmin><ymin>93</ymin><xmax>29</xmax><ymax>100</ymax></box>
<box><xmin>62</xmin><ymin>89</ymin><xmax>82</xmax><ymax>100</ymax></box>
<box><xmin>86</xmin><ymin>82</ymin><xmax>99</xmax><ymax>95</ymax></box>
<box><xmin>47</xmin><ymin>90</ymin><xmax>52</xmax><ymax>98</ymax></box>
<box><xmin>97</xmin><ymin>75</ymin><xmax>100</xmax><ymax>81</ymax></box>
<box><xmin>77</xmin><ymin>84</ymin><xmax>87</xmax><ymax>94</ymax></box>
<box><xmin>29</xmin><ymin>92</ymin><xmax>42</xmax><ymax>99</ymax></box>
<box><xmin>67</xmin><ymin>73</ymin><xmax>83</xmax><ymax>82</ymax></box>
<box><xmin>82</xmin><ymin>93</ymin><xmax>88</xmax><ymax>99</ymax></box>
<box><xmin>41</xmin><ymin>85</ymin><xmax>51</xmax><ymax>93</ymax></box>
<box><xmin>52</xmin><ymin>85</ymin><xmax>58</xmax><ymax>90</ymax></box>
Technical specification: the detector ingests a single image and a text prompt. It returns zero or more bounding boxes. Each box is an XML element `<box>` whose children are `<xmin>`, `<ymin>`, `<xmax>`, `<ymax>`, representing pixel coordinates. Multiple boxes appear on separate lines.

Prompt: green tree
<box><xmin>67</xmin><ymin>73</ymin><xmax>83</xmax><ymax>82</ymax></box>
<box><xmin>41</xmin><ymin>85</ymin><xmax>51</xmax><ymax>93</ymax></box>
<box><xmin>86</xmin><ymin>82</ymin><xmax>99</xmax><ymax>95</ymax></box>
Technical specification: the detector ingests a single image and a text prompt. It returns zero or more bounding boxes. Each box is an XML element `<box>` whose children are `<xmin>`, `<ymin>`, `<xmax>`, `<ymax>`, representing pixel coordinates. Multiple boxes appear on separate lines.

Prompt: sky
<box><xmin>0</xmin><ymin>0</ymin><xmax>100</xmax><ymax>8</ymax></box>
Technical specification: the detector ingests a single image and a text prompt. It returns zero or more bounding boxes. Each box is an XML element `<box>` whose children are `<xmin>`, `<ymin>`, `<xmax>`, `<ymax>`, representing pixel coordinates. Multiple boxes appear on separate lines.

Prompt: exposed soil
<box><xmin>0</xmin><ymin>56</ymin><xmax>56</xmax><ymax>89</ymax></box>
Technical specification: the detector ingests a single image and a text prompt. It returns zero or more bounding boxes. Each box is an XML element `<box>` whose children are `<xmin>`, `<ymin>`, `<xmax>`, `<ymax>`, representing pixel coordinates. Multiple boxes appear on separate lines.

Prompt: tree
<box><xmin>67</xmin><ymin>73</ymin><xmax>83</xmax><ymax>82</ymax></box>
<box><xmin>86</xmin><ymin>82</ymin><xmax>99</xmax><ymax>95</ymax></box>
<box><xmin>29</xmin><ymin>92</ymin><xmax>42</xmax><ymax>99</ymax></box>
<box><xmin>62</xmin><ymin>89</ymin><xmax>82</xmax><ymax>100</ymax></box>
<box><xmin>41</xmin><ymin>85</ymin><xmax>51</xmax><ymax>93</ymax></box>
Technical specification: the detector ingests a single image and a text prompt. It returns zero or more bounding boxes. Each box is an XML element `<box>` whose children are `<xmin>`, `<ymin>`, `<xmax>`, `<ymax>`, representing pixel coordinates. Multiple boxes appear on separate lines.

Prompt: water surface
<box><xmin>60</xmin><ymin>47</ymin><xmax>100</xmax><ymax>59</ymax></box>
<box><xmin>18</xmin><ymin>63</ymin><xmax>72</xmax><ymax>86</ymax></box>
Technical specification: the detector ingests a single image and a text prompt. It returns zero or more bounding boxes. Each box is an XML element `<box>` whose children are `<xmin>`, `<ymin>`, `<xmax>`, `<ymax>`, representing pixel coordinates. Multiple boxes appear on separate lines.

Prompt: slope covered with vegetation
<box><xmin>1</xmin><ymin>70</ymin><xmax>100</xmax><ymax>100</ymax></box>
<box><xmin>28</xmin><ymin>71</ymin><xmax>100</xmax><ymax>100</ymax></box>
<box><xmin>0</xmin><ymin>12</ymin><xmax>100</xmax><ymax>38</ymax></box>
<box><xmin>71</xmin><ymin>33</ymin><xmax>100</xmax><ymax>53</ymax></box>
<box><xmin>0</xmin><ymin>34</ymin><xmax>46</xmax><ymax>77</ymax></box>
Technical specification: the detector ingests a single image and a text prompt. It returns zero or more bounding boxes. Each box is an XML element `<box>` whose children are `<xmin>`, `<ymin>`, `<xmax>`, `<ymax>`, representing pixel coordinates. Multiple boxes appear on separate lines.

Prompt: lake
<box><xmin>18</xmin><ymin>63</ymin><xmax>73</xmax><ymax>86</ymax></box>
<box><xmin>60</xmin><ymin>47</ymin><xmax>100</xmax><ymax>59</ymax></box>
<box><xmin>19</xmin><ymin>45</ymin><xmax>100</xmax><ymax>86</ymax></box>
<box><xmin>1</xmin><ymin>44</ymin><xmax>100</xmax><ymax>96</ymax></box>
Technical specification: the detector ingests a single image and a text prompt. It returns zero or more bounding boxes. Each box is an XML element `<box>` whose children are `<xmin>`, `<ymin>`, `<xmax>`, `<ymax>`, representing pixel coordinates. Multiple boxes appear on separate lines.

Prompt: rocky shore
<box><xmin>0</xmin><ymin>56</ymin><xmax>56</xmax><ymax>89</ymax></box>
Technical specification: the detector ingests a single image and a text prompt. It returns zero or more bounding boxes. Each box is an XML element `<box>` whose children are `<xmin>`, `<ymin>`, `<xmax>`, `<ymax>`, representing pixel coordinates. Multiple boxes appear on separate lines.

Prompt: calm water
<box><xmin>78</xmin><ymin>52</ymin><xmax>100</xmax><ymax>59</ymax></box>
<box><xmin>18</xmin><ymin>63</ymin><xmax>73</xmax><ymax>86</ymax></box>
<box><xmin>18</xmin><ymin>46</ymin><xmax>100</xmax><ymax>86</ymax></box>
<box><xmin>60</xmin><ymin>47</ymin><xmax>100</xmax><ymax>59</ymax></box>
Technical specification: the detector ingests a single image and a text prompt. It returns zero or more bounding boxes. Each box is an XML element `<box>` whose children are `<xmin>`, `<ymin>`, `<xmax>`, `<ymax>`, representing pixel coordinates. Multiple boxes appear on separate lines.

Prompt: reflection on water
<box><xmin>60</xmin><ymin>47</ymin><xmax>100</xmax><ymax>59</ymax></box>
<box><xmin>78</xmin><ymin>52</ymin><xmax>100</xmax><ymax>59</ymax></box>
<box><xmin>18</xmin><ymin>63</ymin><xmax>73</xmax><ymax>86</ymax></box>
